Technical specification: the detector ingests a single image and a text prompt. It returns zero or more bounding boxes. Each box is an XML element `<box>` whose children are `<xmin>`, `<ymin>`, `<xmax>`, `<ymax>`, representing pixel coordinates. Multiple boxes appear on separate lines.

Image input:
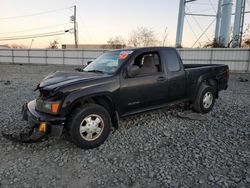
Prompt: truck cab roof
<box><xmin>111</xmin><ymin>47</ymin><xmax>176</xmax><ymax>53</ymax></box>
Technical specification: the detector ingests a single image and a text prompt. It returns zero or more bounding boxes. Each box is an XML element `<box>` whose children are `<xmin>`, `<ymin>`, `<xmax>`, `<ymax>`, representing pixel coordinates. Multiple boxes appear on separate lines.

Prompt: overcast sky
<box><xmin>0</xmin><ymin>0</ymin><xmax>249</xmax><ymax>48</ymax></box>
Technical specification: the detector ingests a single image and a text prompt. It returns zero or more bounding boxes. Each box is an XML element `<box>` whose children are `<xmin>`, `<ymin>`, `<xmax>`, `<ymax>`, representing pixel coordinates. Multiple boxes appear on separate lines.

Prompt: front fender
<box><xmin>59</xmin><ymin>79</ymin><xmax>120</xmax><ymax>115</ymax></box>
<box><xmin>64</xmin><ymin>92</ymin><xmax>116</xmax><ymax>114</ymax></box>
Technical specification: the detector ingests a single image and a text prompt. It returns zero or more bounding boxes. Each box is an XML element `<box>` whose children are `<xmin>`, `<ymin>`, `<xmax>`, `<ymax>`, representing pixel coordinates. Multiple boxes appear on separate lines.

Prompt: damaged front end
<box><xmin>3</xmin><ymin>89</ymin><xmax>66</xmax><ymax>142</ymax></box>
<box><xmin>2</xmin><ymin>70</ymin><xmax>89</xmax><ymax>142</ymax></box>
<box><xmin>21</xmin><ymin>100</ymin><xmax>66</xmax><ymax>141</ymax></box>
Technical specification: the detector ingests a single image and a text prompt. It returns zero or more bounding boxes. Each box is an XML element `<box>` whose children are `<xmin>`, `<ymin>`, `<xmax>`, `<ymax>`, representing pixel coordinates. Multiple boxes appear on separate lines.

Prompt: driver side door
<box><xmin>119</xmin><ymin>52</ymin><xmax>168</xmax><ymax>115</ymax></box>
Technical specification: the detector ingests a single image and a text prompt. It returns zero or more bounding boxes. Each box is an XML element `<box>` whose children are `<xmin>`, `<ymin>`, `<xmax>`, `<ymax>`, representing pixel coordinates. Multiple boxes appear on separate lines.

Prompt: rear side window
<box><xmin>132</xmin><ymin>52</ymin><xmax>161</xmax><ymax>76</ymax></box>
<box><xmin>167</xmin><ymin>50</ymin><xmax>181</xmax><ymax>72</ymax></box>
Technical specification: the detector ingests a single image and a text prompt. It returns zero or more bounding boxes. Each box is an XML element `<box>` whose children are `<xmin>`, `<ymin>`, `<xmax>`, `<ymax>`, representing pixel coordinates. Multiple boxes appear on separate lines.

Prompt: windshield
<box><xmin>83</xmin><ymin>51</ymin><xmax>133</xmax><ymax>74</ymax></box>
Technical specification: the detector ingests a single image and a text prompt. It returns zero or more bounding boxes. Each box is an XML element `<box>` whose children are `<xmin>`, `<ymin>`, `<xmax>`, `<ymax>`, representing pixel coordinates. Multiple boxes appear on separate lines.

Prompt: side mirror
<box><xmin>87</xmin><ymin>61</ymin><xmax>93</xmax><ymax>65</ymax></box>
<box><xmin>127</xmin><ymin>65</ymin><xmax>140</xmax><ymax>78</ymax></box>
<box><xmin>75</xmin><ymin>68</ymin><xmax>84</xmax><ymax>72</ymax></box>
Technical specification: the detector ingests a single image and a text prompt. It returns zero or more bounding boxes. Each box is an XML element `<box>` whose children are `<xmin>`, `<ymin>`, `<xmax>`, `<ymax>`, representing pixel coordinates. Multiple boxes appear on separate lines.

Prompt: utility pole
<box><xmin>73</xmin><ymin>5</ymin><xmax>78</xmax><ymax>48</ymax></box>
<box><xmin>29</xmin><ymin>39</ymin><xmax>34</xmax><ymax>48</ymax></box>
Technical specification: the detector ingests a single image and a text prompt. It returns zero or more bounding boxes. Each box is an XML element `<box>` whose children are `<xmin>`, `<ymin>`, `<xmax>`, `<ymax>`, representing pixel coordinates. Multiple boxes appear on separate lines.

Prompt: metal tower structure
<box><xmin>175</xmin><ymin>0</ymin><xmax>185</xmax><ymax>47</ymax></box>
<box><xmin>175</xmin><ymin>0</ymin><xmax>217</xmax><ymax>47</ymax></box>
<box><xmin>232</xmin><ymin>0</ymin><xmax>246</xmax><ymax>47</ymax></box>
<box><xmin>175</xmin><ymin>0</ymin><xmax>197</xmax><ymax>47</ymax></box>
<box><xmin>215</xmin><ymin>0</ymin><xmax>223</xmax><ymax>41</ymax></box>
<box><xmin>175</xmin><ymin>0</ymin><xmax>249</xmax><ymax>48</ymax></box>
<box><xmin>219</xmin><ymin>0</ymin><xmax>233</xmax><ymax>47</ymax></box>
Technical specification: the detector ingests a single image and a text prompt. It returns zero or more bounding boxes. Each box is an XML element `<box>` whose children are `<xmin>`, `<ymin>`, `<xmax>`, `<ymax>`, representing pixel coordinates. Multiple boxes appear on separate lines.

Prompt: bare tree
<box><xmin>242</xmin><ymin>37</ymin><xmax>250</xmax><ymax>48</ymax></box>
<box><xmin>48</xmin><ymin>39</ymin><xmax>59</xmax><ymax>49</ymax></box>
<box><xmin>203</xmin><ymin>38</ymin><xmax>225</xmax><ymax>48</ymax></box>
<box><xmin>128</xmin><ymin>27</ymin><xmax>159</xmax><ymax>47</ymax></box>
<box><xmin>241</xmin><ymin>24</ymin><xmax>250</xmax><ymax>48</ymax></box>
<box><xmin>106</xmin><ymin>36</ymin><xmax>126</xmax><ymax>49</ymax></box>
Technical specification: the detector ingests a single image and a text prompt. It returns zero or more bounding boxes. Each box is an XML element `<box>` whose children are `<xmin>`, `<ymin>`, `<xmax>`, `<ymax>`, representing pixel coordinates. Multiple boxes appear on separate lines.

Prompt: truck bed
<box><xmin>184</xmin><ymin>64</ymin><xmax>226</xmax><ymax>69</ymax></box>
<box><xmin>183</xmin><ymin>63</ymin><xmax>228</xmax><ymax>100</ymax></box>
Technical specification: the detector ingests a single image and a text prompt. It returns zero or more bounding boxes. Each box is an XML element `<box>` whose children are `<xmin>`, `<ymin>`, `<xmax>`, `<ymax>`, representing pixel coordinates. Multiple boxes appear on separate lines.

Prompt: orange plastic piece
<box><xmin>39</xmin><ymin>122</ymin><xmax>47</xmax><ymax>133</ymax></box>
<box><xmin>51</xmin><ymin>103</ymin><xmax>60</xmax><ymax>113</ymax></box>
<box><xmin>119</xmin><ymin>53</ymin><xmax>129</xmax><ymax>60</ymax></box>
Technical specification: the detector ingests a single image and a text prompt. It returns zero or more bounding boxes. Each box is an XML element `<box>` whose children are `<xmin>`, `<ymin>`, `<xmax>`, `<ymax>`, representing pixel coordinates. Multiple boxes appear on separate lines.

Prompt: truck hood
<box><xmin>37</xmin><ymin>71</ymin><xmax>108</xmax><ymax>91</ymax></box>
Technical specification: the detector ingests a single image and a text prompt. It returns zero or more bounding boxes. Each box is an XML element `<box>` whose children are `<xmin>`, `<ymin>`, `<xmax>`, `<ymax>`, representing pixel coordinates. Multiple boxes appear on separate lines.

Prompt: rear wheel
<box><xmin>69</xmin><ymin>104</ymin><xmax>111</xmax><ymax>149</ymax></box>
<box><xmin>193</xmin><ymin>84</ymin><xmax>216</xmax><ymax>114</ymax></box>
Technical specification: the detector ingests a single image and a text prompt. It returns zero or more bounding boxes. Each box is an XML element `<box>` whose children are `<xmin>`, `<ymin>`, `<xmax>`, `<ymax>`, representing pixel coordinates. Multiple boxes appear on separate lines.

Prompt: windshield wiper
<box><xmin>85</xmin><ymin>70</ymin><xmax>104</xmax><ymax>73</ymax></box>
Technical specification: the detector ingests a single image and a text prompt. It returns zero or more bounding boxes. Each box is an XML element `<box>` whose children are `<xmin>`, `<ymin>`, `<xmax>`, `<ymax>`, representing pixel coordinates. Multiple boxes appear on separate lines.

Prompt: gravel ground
<box><xmin>0</xmin><ymin>64</ymin><xmax>249</xmax><ymax>188</ymax></box>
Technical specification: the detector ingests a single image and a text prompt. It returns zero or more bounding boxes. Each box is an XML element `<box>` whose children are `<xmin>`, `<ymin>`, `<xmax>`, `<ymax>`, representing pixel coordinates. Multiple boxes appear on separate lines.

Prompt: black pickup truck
<box><xmin>21</xmin><ymin>47</ymin><xmax>229</xmax><ymax>149</ymax></box>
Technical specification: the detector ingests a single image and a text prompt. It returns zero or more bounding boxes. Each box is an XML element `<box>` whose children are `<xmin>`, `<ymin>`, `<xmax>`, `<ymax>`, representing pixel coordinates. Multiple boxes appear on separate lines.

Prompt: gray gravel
<box><xmin>0</xmin><ymin>64</ymin><xmax>249</xmax><ymax>188</ymax></box>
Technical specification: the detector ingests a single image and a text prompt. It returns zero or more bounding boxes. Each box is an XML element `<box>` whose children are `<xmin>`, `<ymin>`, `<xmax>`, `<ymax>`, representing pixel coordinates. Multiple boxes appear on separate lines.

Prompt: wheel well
<box><xmin>70</xmin><ymin>95</ymin><xmax>118</xmax><ymax>128</ymax></box>
<box><xmin>204</xmin><ymin>79</ymin><xmax>218</xmax><ymax>98</ymax></box>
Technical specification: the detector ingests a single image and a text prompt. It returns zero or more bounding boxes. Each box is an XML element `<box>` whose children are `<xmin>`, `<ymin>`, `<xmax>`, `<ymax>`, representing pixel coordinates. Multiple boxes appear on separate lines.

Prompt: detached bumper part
<box><xmin>21</xmin><ymin>100</ymin><xmax>65</xmax><ymax>141</ymax></box>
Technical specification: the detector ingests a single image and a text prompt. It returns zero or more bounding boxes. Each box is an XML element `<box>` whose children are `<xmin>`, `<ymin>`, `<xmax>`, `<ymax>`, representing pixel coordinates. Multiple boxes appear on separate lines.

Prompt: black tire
<box><xmin>193</xmin><ymin>84</ymin><xmax>216</xmax><ymax>114</ymax></box>
<box><xmin>69</xmin><ymin>104</ymin><xmax>111</xmax><ymax>149</ymax></box>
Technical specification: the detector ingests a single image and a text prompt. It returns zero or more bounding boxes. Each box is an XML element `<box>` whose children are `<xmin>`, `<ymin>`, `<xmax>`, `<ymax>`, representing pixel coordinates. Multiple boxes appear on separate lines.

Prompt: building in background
<box><xmin>0</xmin><ymin>45</ymin><xmax>10</xmax><ymax>49</ymax></box>
<box><xmin>62</xmin><ymin>44</ymin><xmax>126</xmax><ymax>49</ymax></box>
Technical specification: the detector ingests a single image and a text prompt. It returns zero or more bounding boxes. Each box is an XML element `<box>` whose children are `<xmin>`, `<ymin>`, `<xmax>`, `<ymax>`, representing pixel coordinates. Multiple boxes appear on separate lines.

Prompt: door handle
<box><xmin>157</xmin><ymin>76</ymin><xmax>166</xmax><ymax>82</ymax></box>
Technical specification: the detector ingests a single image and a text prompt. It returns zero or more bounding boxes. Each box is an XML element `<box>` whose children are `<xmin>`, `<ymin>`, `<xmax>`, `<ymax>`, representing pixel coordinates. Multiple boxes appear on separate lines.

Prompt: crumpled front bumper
<box><xmin>22</xmin><ymin>100</ymin><xmax>66</xmax><ymax>141</ymax></box>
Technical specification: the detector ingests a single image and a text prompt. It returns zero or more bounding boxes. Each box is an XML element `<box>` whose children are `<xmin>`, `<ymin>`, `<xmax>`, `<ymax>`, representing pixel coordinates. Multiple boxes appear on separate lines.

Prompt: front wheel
<box><xmin>69</xmin><ymin>104</ymin><xmax>111</xmax><ymax>149</ymax></box>
<box><xmin>193</xmin><ymin>84</ymin><xmax>216</xmax><ymax>114</ymax></box>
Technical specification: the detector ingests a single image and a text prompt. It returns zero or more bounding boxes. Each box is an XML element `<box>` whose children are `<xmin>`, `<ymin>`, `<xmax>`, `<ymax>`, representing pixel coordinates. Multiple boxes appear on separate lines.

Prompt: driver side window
<box><xmin>132</xmin><ymin>52</ymin><xmax>161</xmax><ymax>76</ymax></box>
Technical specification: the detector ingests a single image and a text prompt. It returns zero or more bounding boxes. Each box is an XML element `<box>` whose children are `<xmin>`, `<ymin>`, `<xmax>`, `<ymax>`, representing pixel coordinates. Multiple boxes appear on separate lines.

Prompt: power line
<box><xmin>0</xmin><ymin>31</ymin><xmax>69</xmax><ymax>41</ymax></box>
<box><xmin>0</xmin><ymin>6</ymin><xmax>73</xmax><ymax>20</ymax></box>
<box><xmin>0</xmin><ymin>23</ymin><xmax>71</xmax><ymax>35</ymax></box>
<box><xmin>0</xmin><ymin>29</ymin><xmax>72</xmax><ymax>41</ymax></box>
